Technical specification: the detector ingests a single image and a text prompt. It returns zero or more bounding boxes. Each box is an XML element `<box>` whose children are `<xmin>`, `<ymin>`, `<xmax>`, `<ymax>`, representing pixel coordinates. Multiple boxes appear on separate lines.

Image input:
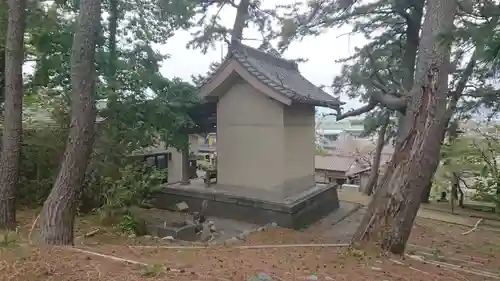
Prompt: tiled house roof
<box><xmin>315</xmin><ymin>138</ymin><xmax>394</xmax><ymax>176</ymax></box>
<box><xmin>200</xmin><ymin>42</ymin><xmax>343</xmax><ymax>109</ymax></box>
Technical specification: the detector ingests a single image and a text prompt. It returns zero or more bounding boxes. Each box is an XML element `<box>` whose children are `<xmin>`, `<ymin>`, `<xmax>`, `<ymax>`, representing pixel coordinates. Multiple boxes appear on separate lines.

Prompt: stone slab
<box><xmin>148</xmin><ymin>223</ymin><xmax>198</xmax><ymax>241</ymax></box>
<box><xmin>152</xmin><ymin>184</ymin><xmax>340</xmax><ymax>229</ymax></box>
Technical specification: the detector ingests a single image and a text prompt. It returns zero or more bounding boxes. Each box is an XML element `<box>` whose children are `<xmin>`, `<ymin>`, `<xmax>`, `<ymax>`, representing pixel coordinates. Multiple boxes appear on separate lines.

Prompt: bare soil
<box><xmin>0</xmin><ymin>209</ymin><xmax>499</xmax><ymax>281</ymax></box>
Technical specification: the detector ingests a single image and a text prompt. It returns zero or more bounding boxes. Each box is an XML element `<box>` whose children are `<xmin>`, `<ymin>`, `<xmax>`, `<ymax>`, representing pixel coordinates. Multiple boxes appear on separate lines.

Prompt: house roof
<box><xmin>315</xmin><ymin>154</ymin><xmax>391</xmax><ymax>177</ymax></box>
<box><xmin>315</xmin><ymin>154</ymin><xmax>370</xmax><ymax>175</ymax></box>
<box><xmin>315</xmin><ymin>138</ymin><xmax>394</xmax><ymax>176</ymax></box>
<box><xmin>200</xmin><ymin>42</ymin><xmax>343</xmax><ymax>109</ymax></box>
<box><xmin>329</xmin><ymin>138</ymin><xmax>394</xmax><ymax>159</ymax></box>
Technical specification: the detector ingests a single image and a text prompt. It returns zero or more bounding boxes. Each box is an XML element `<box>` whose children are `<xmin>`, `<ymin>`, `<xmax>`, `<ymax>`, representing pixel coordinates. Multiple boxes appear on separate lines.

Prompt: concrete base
<box><xmin>152</xmin><ymin>183</ymin><xmax>339</xmax><ymax>229</ymax></box>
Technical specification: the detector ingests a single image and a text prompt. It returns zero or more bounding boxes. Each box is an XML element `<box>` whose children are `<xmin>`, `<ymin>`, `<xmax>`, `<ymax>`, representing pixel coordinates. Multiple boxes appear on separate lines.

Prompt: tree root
<box><xmin>461</xmin><ymin>218</ymin><xmax>483</xmax><ymax>235</ymax></box>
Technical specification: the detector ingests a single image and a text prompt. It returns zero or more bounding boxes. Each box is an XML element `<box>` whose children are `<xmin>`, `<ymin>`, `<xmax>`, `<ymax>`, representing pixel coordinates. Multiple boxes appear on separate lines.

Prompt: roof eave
<box><xmin>291</xmin><ymin>98</ymin><xmax>342</xmax><ymax>110</ymax></box>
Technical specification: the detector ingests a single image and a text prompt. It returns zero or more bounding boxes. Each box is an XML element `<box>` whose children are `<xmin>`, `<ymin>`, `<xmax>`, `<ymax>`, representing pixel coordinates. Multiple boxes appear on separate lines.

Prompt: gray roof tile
<box><xmin>201</xmin><ymin>42</ymin><xmax>342</xmax><ymax>109</ymax></box>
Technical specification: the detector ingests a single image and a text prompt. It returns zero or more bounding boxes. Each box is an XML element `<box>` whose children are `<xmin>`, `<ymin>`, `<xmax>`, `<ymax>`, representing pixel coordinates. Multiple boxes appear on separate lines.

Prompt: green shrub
<box><xmin>19</xmin><ymin>126</ymin><xmax>67</xmax><ymax>207</ymax></box>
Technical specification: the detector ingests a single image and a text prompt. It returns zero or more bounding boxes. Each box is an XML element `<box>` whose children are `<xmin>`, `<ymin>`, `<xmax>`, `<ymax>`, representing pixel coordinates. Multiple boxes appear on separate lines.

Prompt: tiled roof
<box><xmin>201</xmin><ymin>42</ymin><xmax>342</xmax><ymax>109</ymax></box>
<box><xmin>315</xmin><ymin>154</ymin><xmax>358</xmax><ymax>172</ymax></box>
<box><xmin>315</xmin><ymin>138</ymin><xmax>394</xmax><ymax>175</ymax></box>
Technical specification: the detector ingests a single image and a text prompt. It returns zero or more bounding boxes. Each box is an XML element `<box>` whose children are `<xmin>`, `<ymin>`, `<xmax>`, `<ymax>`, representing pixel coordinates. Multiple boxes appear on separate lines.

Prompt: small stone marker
<box><xmin>175</xmin><ymin>201</ymin><xmax>189</xmax><ymax>212</ymax></box>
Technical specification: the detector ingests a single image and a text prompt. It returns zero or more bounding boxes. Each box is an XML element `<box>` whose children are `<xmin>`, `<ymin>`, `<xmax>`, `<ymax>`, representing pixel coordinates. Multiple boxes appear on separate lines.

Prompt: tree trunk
<box><xmin>228</xmin><ymin>0</ymin><xmax>250</xmax><ymax>49</ymax></box>
<box><xmin>0</xmin><ymin>0</ymin><xmax>25</xmax><ymax>230</ymax></box>
<box><xmin>450</xmin><ymin>171</ymin><xmax>459</xmax><ymax>212</ymax></box>
<box><xmin>0</xmin><ymin>0</ymin><xmax>8</xmax><ymax>105</ymax></box>
<box><xmin>107</xmin><ymin>0</ymin><xmax>118</xmax><ymax>89</ymax></box>
<box><xmin>352</xmin><ymin>0</ymin><xmax>457</xmax><ymax>254</ymax></box>
<box><xmin>364</xmin><ymin>113</ymin><xmax>389</xmax><ymax>196</ymax></box>
<box><xmin>395</xmin><ymin>0</ymin><xmax>424</xmax><ymax>143</ymax></box>
<box><xmin>180</xmin><ymin>141</ymin><xmax>190</xmax><ymax>185</ymax></box>
<box><xmin>448</xmin><ymin>119</ymin><xmax>461</xmax><ymax>209</ymax></box>
<box><xmin>0</xmin><ymin>48</ymin><xmax>5</xmax><ymax>105</ymax></box>
<box><xmin>420</xmin><ymin>184</ymin><xmax>432</xmax><ymax>203</ymax></box>
<box><xmin>38</xmin><ymin>0</ymin><xmax>101</xmax><ymax>245</ymax></box>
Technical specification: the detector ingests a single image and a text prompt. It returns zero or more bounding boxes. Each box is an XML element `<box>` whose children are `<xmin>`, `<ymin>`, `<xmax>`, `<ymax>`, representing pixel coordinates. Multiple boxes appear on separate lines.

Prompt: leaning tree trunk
<box><xmin>420</xmin><ymin>183</ymin><xmax>432</xmax><ymax>203</ymax></box>
<box><xmin>38</xmin><ymin>0</ymin><xmax>101</xmax><ymax>245</ymax></box>
<box><xmin>0</xmin><ymin>0</ymin><xmax>25</xmax><ymax>230</ymax></box>
<box><xmin>352</xmin><ymin>0</ymin><xmax>458</xmax><ymax>254</ymax></box>
<box><xmin>364</xmin><ymin>113</ymin><xmax>390</xmax><ymax>196</ymax></box>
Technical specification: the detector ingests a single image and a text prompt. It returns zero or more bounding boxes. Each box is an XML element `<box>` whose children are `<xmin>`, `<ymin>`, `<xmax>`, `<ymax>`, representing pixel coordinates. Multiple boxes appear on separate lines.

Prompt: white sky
<box><xmin>157</xmin><ymin>0</ymin><xmax>367</xmax><ymax>114</ymax></box>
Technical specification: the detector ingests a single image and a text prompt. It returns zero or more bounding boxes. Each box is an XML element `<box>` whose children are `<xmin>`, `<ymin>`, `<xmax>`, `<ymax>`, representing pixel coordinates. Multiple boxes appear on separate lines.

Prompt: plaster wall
<box><xmin>217</xmin><ymin>81</ymin><xmax>285</xmax><ymax>191</ymax></box>
<box><xmin>216</xmin><ymin>80</ymin><xmax>317</xmax><ymax>198</ymax></box>
<box><xmin>283</xmin><ymin>104</ymin><xmax>316</xmax><ymax>195</ymax></box>
<box><xmin>189</xmin><ymin>135</ymin><xmax>200</xmax><ymax>153</ymax></box>
<box><xmin>166</xmin><ymin>146</ymin><xmax>182</xmax><ymax>184</ymax></box>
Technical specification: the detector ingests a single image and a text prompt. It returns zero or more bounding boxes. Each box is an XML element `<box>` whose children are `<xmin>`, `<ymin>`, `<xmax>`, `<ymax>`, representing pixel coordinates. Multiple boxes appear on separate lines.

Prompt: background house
<box><xmin>316</xmin><ymin>116</ymin><xmax>365</xmax><ymax>147</ymax></box>
<box><xmin>314</xmin><ymin>139</ymin><xmax>393</xmax><ymax>189</ymax></box>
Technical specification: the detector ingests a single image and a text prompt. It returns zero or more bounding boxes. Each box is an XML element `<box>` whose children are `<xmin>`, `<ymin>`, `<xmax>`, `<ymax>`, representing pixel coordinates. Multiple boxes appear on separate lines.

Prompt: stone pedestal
<box><xmin>153</xmin><ymin>184</ymin><xmax>339</xmax><ymax>229</ymax></box>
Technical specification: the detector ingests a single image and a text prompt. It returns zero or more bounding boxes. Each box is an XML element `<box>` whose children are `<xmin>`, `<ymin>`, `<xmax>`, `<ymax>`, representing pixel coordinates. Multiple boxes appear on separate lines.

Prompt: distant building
<box><xmin>198</xmin><ymin>132</ymin><xmax>217</xmax><ymax>153</ymax></box>
<box><xmin>314</xmin><ymin>138</ymin><xmax>393</xmax><ymax>190</ymax></box>
<box><xmin>316</xmin><ymin>116</ymin><xmax>365</xmax><ymax>148</ymax></box>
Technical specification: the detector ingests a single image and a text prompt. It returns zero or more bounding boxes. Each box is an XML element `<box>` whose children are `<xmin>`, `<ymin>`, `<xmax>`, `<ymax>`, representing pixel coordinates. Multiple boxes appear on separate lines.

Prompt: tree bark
<box><xmin>38</xmin><ymin>0</ymin><xmax>101</xmax><ymax>245</ymax></box>
<box><xmin>447</xmin><ymin>120</ymin><xmax>463</xmax><ymax>209</ymax></box>
<box><xmin>420</xmin><ymin>184</ymin><xmax>431</xmax><ymax>203</ymax></box>
<box><xmin>0</xmin><ymin>0</ymin><xmax>7</xmax><ymax>105</ymax></box>
<box><xmin>450</xmin><ymin>171</ymin><xmax>460</xmax><ymax>212</ymax></box>
<box><xmin>180</xmin><ymin>141</ymin><xmax>190</xmax><ymax>185</ymax></box>
<box><xmin>107</xmin><ymin>0</ymin><xmax>118</xmax><ymax>90</ymax></box>
<box><xmin>228</xmin><ymin>0</ymin><xmax>250</xmax><ymax>50</ymax></box>
<box><xmin>395</xmin><ymin>0</ymin><xmax>424</xmax><ymax>142</ymax></box>
<box><xmin>0</xmin><ymin>0</ymin><xmax>25</xmax><ymax>230</ymax></box>
<box><xmin>0</xmin><ymin>48</ymin><xmax>5</xmax><ymax>105</ymax></box>
<box><xmin>352</xmin><ymin>0</ymin><xmax>458</xmax><ymax>254</ymax></box>
<box><xmin>364</xmin><ymin>113</ymin><xmax>389</xmax><ymax>196</ymax></box>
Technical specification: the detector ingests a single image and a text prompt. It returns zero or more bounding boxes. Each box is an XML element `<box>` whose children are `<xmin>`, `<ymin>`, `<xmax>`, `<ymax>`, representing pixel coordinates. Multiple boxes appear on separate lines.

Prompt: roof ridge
<box><xmin>198</xmin><ymin>41</ymin><xmax>342</xmax><ymax>109</ymax></box>
<box><xmin>230</xmin><ymin>41</ymin><xmax>298</xmax><ymax>71</ymax></box>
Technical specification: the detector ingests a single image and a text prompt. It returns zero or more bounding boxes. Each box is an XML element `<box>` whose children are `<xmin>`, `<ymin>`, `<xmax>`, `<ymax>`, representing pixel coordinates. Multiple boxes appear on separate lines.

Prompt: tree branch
<box><xmin>331</xmin><ymin>47</ymin><xmax>408</xmax><ymax>121</ymax></box>
<box><xmin>332</xmin><ymin>91</ymin><xmax>406</xmax><ymax>121</ymax></box>
<box><xmin>335</xmin><ymin>101</ymin><xmax>377</xmax><ymax>120</ymax></box>
<box><xmin>372</xmin><ymin>91</ymin><xmax>407</xmax><ymax>111</ymax></box>
<box><xmin>445</xmin><ymin>51</ymin><xmax>477</xmax><ymax>119</ymax></box>
<box><xmin>472</xmin><ymin>139</ymin><xmax>495</xmax><ymax>173</ymax></box>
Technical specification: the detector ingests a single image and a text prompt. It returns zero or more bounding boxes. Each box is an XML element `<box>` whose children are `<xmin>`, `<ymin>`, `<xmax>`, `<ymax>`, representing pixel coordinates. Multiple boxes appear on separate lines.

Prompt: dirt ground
<box><xmin>1</xmin><ymin>209</ymin><xmax>499</xmax><ymax>281</ymax></box>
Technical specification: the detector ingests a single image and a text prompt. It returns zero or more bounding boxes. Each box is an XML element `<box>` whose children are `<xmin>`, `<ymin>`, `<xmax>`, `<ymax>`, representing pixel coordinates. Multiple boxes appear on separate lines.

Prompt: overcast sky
<box><xmin>156</xmin><ymin>0</ymin><xmax>367</xmax><ymax>114</ymax></box>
